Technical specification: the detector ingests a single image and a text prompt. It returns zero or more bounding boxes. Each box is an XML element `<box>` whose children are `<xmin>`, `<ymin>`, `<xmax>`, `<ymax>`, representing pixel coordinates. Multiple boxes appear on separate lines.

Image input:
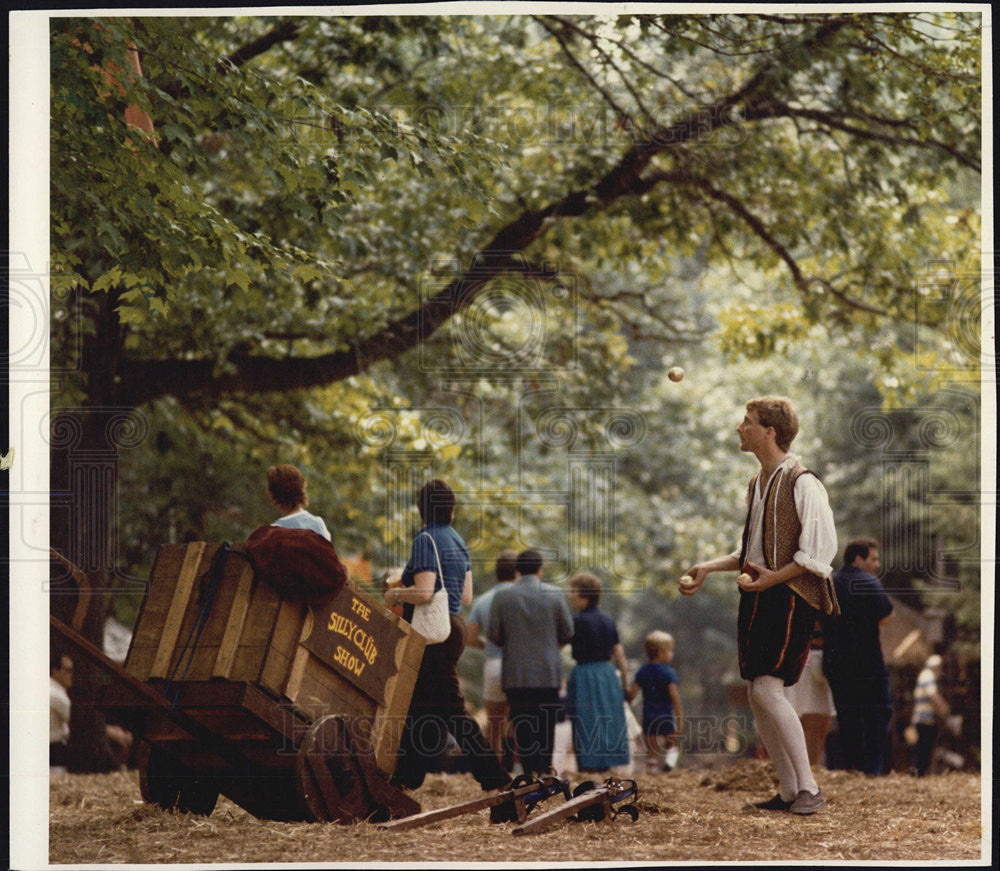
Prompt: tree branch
<box><xmin>543</xmin><ymin>16</ymin><xmax>658</xmax><ymax>128</ymax></box>
<box><xmin>579</xmin><ymin>284</ymin><xmax>709</xmax><ymax>342</ymax></box>
<box><xmin>222</xmin><ymin>19</ymin><xmax>299</xmax><ymax>70</ymax></box>
<box><xmin>769</xmin><ymin>99</ymin><xmax>981</xmax><ymax>172</ymax></box>
<box><xmin>119</xmin><ymin>15</ymin><xmax>953</xmax><ymax>406</ymax></box>
<box><xmin>533</xmin><ymin>16</ymin><xmax>635</xmax><ymax>129</ymax></box>
<box><xmin>667</xmin><ymin>170</ymin><xmax>927</xmax><ymax>322</ymax></box>
<box><xmin>158</xmin><ymin>19</ymin><xmax>300</xmax><ymax>99</ymax></box>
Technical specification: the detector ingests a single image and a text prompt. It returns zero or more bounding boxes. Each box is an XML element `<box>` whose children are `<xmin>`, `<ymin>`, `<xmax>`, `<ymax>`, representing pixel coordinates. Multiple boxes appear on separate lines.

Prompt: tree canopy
<box><xmin>52</xmin><ymin>13</ymin><xmax>980</xmax><ymax>407</ymax></box>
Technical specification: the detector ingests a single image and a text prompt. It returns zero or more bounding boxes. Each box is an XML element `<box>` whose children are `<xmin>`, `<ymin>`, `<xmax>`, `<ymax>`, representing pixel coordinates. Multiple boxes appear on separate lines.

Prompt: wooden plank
<box><xmin>510</xmin><ymin>779</ymin><xmax>637</xmax><ymax>835</ymax></box>
<box><xmin>398</xmin><ymin>624</ymin><xmax>426</xmax><ymax>673</ymax></box>
<box><xmin>126</xmin><ymin>544</ymin><xmax>189</xmax><ymax>679</ymax></box>
<box><xmin>260</xmin><ymin>600</ymin><xmax>307</xmax><ymax>695</ymax></box>
<box><xmin>237</xmin><ymin>684</ymin><xmax>307</xmax><ymax>748</ymax></box>
<box><xmin>232</xmin><ymin>643</ymin><xmax>275</xmax><ymax>683</ymax></box>
<box><xmin>371</xmin><ymin>634</ymin><xmax>408</xmax><ymax>773</ymax></box>
<box><xmin>231</xmin><ymin>580</ymin><xmax>283</xmax><ymax>682</ymax></box>
<box><xmin>284</xmin><ymin>644</ymin><xmax>312</xmax><ymax>705</ymax></box>
<box><xmin>258</xmin><ymin>645</ymin><xmax>296</xmax><ymax>698</ymax></box>
<box><xmin>511</xmin><ymin>789</ymin><xmax>611</xmax><ymax>835</ymax></box>
<box><xmin>372</xmin><ymin>699</ymin><xmax>408</xmax><ymax>773</ymax></box>
<box><xmin>302</xmin><ymin>657</ymin><xmax>376</xmax><ymax>719</ymax></box>
<box><xmin>371</xmin><ymin>626</ymin><xmax>423</xmax><ymax>773</ymax></box>
<box><xmin>378</xmin><ymin>782</ymin><xmax>550</xmax><ymax>831</ymax></box>
<box><xmin>150</xmin><ymin>543</ymin><xmax>207</xmax><ymax>678</ymax></box>
<box><xmin>164</xmin><ymin>680</ymin><xmax>305</xmax><ymax>747</ymax></box>
<box><xmin>182</xmin><ymin>555</ymin><xmax>243</xmax><ymax>679</ymax></box>
<box><xmin>212</xmin><ymin>563</ymin><xmax>256</xmax><ymax>678</ymax></box>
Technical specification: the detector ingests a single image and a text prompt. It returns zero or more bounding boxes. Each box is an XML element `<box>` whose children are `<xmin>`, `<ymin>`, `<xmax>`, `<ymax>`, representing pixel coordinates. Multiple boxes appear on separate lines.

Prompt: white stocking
<box><xmin>747</xmin><ymin>675</ymin><xmax>818</xmax><ymax>800</ymax></box>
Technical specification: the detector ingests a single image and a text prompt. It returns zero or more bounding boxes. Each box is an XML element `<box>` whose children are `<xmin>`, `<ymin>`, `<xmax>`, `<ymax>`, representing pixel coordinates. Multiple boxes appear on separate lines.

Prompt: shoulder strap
<box><xmin>420</xmin><ymin>531</ymin><xmax>445</xmax><ymax>592</ymax></box>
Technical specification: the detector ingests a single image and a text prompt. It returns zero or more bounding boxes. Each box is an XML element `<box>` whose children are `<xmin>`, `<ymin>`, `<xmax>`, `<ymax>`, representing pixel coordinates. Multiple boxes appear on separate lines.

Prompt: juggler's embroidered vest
<box><xmin>739</xmin><ymin>459</ymin><xmax>840</xmax><ymax>617</ymax></box>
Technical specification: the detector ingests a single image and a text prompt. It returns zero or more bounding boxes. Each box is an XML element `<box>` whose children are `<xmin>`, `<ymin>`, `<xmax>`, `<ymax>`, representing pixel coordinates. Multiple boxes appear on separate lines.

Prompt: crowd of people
<box><xmin>51</xmin><ymin>407</ymin><xmax>961</xmax><ymax>808</ymax></box>
<box><xmin>396</xmin><ymin>397</ymin><xmax>953</xmax><ymax>811</ymax></box>
<box><xmin>378</xmin><ymin>477</ymin><xmax>687</xmax><ymax>797</ymax></box>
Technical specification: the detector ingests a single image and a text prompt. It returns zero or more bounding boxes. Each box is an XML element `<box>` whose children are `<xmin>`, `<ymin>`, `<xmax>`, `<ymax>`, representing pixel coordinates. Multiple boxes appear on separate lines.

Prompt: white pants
<box><xmin>748</xmin><ymin>675</ymin><xmax>818</xmax><ymax>800</ymax></box>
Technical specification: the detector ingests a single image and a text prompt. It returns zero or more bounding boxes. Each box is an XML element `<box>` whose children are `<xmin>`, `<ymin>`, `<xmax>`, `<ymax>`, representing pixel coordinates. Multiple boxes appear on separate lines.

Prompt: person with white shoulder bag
<box><xmin>387</xmin><ymin>479</ymin><xmax>511</xmax><ymax>795</ymax></box>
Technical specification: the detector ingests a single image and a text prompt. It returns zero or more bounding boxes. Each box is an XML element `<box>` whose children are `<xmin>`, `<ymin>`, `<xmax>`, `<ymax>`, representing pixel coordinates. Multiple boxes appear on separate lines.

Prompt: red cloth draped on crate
<box><xmin>244</xmin><ymin>525</ymin><xmax>349</xmax><ymax>603</ymax></box>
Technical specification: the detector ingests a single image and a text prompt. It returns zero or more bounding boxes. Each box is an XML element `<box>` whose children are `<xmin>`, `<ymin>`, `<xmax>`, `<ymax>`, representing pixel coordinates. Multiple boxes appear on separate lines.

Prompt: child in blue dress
<box><xmin>628</xmin><ymin>630</ymin><xmax>683</xmax><ymax>772</ymax></box>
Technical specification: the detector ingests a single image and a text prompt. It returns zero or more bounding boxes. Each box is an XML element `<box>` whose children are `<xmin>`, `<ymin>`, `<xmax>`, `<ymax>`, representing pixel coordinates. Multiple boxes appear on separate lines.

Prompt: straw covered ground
<box><xmin>48</xmin><ymin>760</ymin><xmax>985</xmax><ymax>866</ymax></box>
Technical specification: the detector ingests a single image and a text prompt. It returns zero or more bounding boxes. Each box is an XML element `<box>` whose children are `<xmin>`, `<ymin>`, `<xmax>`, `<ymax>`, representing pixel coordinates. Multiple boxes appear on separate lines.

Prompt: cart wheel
<box><xmin>138</xmin><ymin>743</ymin><xmax>180</xmax><ymax>810</ymax></box>
<box><xmin>341</xmin><ymin>715</ymin><xmax>420</xmax><ymax>821</ymax></box>
<box><xmin>297</xmin><ymin>715</ymin><xmax>373</xmax><ymax>823</ymax></box>
<box><xmin>176</xmin><ymin>776</ymin><xmax>220</xmax><ymax>816</ymax></box>
<box><xmin>137</xmin><ymin>743</ymin><xmax>219</xmax><ymax>816</ymax></box>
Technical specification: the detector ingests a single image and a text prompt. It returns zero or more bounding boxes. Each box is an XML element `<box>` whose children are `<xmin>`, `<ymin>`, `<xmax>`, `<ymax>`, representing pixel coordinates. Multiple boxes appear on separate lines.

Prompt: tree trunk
<box><xmin>50</xmin><ymin>290</ymin><xmax>139</xmax><ymax>772</ymax></box>
<box><xmin>51</xmin><ymin>406</ymin><xmax>141</xmax><ymax>772</ymax></box>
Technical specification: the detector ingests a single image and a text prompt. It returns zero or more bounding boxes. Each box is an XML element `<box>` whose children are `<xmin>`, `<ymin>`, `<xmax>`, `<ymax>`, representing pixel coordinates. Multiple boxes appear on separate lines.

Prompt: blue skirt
<box><xmin>566</xmin><ymin>661</ymin><xmax>630</xmax><ymax>770</ymax></box>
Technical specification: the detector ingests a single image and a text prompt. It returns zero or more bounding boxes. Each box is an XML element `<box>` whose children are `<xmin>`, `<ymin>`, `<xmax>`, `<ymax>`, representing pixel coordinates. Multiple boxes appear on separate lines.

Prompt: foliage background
<box><xmin>47</xmin><ymin>11</ymin><xmax>985</xmax><ymax>746</ymax></box>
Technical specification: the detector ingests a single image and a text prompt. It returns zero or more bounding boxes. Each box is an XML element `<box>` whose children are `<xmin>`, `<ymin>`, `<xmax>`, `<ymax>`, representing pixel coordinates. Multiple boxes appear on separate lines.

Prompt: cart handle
<box><xmin>49</xmin><ymin>614</ymin><xmax>258</xmax><ymax>776</ymax></box>
<box><xmin>50</xmin><ymin>548</ymin><xmax>91</xmax><ymax>633</ymax></box>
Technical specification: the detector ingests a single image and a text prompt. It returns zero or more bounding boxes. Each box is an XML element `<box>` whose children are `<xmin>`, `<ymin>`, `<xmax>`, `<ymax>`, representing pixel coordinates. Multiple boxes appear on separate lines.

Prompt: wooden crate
<box><xmin>126</xmin><ymin>542</ymin><xmax>425</xmax><ymax>774</ymax></box>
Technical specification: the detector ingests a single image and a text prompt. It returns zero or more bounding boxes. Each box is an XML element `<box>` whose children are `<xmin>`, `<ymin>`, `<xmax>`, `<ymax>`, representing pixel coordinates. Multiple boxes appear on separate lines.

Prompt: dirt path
<box><xmin>47</xmin><ymin>761</ymin><xmax>984</xmax><ymax>865</ymax></box>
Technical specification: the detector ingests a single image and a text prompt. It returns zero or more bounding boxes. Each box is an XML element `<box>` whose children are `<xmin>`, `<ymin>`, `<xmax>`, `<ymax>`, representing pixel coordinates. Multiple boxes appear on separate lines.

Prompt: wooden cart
<box><xmin>52</xmin><ymin>541</ymin><xmax>425</xmax><ymax>822</ymax></box>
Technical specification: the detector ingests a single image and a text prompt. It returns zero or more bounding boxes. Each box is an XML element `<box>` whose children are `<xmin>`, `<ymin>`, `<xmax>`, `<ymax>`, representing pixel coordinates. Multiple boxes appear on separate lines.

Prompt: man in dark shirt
<box><xmin>822</xmin><ymin>538</ymin><xmax>894</xmax><ymax>775</ymax></box>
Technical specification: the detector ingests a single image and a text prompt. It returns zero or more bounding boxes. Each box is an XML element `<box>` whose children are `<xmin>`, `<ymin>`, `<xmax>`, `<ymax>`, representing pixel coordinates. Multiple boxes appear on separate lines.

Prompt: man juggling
<box><xmin>681</xmin><ymin>396</ymin><xmax>839</xmax><ymax>815</ymax></box>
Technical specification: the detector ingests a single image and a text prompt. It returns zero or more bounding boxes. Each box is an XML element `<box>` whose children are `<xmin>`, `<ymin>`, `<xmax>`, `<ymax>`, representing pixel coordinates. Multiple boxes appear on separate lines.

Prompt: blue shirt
<box><xmin>401</xmin><ymin>523</ymin><xmax>471</xmax><ymax>615</ymax></box>
<box><xmin>469</xmin><ymin>584</ymin><xmax>506</xmax><ymax>659</ymax></box>
<box><xmin>570</xmin><ymin>606</ymin><xmax>620</xmax><ymax>664</ymax></box>
<box><xmin>822</xmin><ymin>565</ymin><xmax>893</xmax><ymax>683</ymax></box>
<box><xmin>634</xmin><ymin>662</ymin><xmax>679</xmax><ymax>722</ymax></box>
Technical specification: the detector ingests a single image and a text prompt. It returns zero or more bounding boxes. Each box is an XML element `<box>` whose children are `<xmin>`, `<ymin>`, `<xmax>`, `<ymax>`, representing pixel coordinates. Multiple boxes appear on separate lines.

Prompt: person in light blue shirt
<box><xmin>466</xmin><ymin>549</ymin><xmax>518</xmax><ymax>768</ymax></box>
<box><xmin>267</xmin><ymin>463</ymin><xmax>331</xmax><ymax>541</ymax></box>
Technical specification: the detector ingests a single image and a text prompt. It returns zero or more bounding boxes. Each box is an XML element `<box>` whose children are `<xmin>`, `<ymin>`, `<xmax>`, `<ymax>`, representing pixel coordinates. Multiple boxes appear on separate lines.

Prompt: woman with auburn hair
<box><xmin>266</xmin><ymin>463</ymin><xmax>331</xmax><ymax>541</ymax></box>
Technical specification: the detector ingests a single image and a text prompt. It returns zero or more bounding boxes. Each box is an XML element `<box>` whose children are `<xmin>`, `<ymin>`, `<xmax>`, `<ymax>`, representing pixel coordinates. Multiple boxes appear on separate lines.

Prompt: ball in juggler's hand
<box><xmin>668</xmin><ymin>367</ymin><xmax>685</xmax><ymax>382</ymax></box>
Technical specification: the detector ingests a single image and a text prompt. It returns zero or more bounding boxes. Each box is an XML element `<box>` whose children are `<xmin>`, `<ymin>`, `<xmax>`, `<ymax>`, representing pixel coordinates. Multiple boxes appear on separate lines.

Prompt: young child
<box><xmin>628</xmin><ymin>631</ymin><xmax>684</xmax><ymax>772</ymax></box>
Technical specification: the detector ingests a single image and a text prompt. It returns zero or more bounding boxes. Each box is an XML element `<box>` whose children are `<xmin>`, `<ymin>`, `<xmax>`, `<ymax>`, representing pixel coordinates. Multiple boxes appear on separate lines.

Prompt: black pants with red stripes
<box><xmin>737</xmin><ymin>585</ymin><xmax>817</xmax><ymax>686</ymax></box>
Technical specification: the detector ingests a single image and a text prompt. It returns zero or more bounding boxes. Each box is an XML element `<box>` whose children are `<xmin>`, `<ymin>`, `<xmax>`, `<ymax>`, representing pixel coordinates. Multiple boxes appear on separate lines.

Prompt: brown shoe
<box><xmin>789</xmin><ymin>789</ymin><xmax>826</xmax><ymax>815</ymax></box>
